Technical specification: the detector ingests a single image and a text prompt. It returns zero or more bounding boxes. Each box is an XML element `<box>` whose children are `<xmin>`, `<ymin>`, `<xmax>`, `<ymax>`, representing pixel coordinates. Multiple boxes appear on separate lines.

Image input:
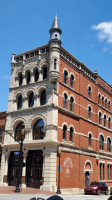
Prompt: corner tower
<box><xmin>49</xmin><ymin>16</ymin><xmax>62</xmax><ymax>84</ymax></box>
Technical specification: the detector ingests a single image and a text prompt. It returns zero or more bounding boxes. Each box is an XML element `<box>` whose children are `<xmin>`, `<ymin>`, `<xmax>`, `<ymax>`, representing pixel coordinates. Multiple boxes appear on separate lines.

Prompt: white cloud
<box><xmin>92</xmin><ymin>21</ymin><xmax>112</xmax><ymax>43</ymax></box>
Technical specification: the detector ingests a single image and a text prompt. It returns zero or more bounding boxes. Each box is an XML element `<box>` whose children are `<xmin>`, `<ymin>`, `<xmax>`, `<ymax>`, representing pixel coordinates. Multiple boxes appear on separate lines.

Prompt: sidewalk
<box><xmin>0</xmin><ymin>186</ymin><xmax>55</xmax><ymax>195</ymax></box>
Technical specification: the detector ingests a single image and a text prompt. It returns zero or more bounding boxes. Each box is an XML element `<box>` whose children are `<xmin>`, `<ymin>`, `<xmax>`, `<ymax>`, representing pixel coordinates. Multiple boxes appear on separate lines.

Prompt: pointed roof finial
<box><xmin>49</xmin><ymin>15</ymin><xmax>62</xmax><ymax>34</ymax></box>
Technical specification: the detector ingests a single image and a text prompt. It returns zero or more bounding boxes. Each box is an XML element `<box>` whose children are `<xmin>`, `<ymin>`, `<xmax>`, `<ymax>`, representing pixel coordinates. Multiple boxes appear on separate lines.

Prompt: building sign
<box><xmin>63</xmin><ymin>157</ymin><xmax>73</xmax><ymax>177</ymax></box>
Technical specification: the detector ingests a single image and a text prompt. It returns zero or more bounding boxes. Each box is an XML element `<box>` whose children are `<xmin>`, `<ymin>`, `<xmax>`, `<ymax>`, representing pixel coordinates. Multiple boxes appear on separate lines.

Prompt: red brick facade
<box><xmin>57</xmin><ymin>50</ymin><xmax>112</xmax><ymax>190</ymax></box>
<box><xmin>0</xmin><ymin>112</ymin><xmax>6</xmax><ymax>166</ymax></box>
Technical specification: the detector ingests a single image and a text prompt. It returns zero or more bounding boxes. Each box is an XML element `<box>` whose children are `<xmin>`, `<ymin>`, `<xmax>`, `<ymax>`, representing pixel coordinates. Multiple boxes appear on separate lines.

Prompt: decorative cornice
<box><xmin>60</xmin><ymin>143</ymin><xmax>112</xmax><ymax>160</ymax></box>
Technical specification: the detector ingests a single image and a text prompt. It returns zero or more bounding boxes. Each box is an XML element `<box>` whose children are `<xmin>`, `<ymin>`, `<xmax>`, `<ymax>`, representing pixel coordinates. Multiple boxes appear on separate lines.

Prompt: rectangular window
<box><xmin>100</xmin><ymin>163</ymin><xmax>105</xmax><ymax>180</ymax></box>
<box><xmin>107</xmin><ymin>164</ymin><xmax>112</xmax><ymax>180</ymax></box>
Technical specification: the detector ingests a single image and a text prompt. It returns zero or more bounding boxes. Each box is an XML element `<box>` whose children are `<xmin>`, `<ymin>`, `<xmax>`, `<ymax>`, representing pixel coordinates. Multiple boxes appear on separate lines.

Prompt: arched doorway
<box><xmin>84</xmin><ymin>160</ymin><xmax>93</xmax><ymax>186</ymax></box>
<box><xmin>26</xmin><ymin>150</ymin><xmax>43</xmax><ymax>188</ymax></box>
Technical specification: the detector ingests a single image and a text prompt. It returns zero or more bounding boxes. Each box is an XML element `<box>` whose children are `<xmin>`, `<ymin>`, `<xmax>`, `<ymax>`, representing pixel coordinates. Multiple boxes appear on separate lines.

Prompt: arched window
<box><xmin>98</xmin><ymin>94</ymin><xmax>101</xmax><ymax>104</ymax></box>
<box><xmin>70</xmin><ymin>75</ymin><xmax>74</xmax><ymax>88</ymax></box>
<box><xmin>88</xmin><ymin>86</ymin><xmax>91</xmax><ymax>99</ymax></box>
<box><xmin>104</xmin><ymin>115</ymin><xmax>106</xmax><ymax>127</ymax></box>
<box><xmin>54</xmin><ymin>58</ymin><xmax>57</xmax><ymax>70</ymax></box>
<box><xmin>88</xmin><ymin>106</ymin><xmax>91</xmax><ymax>120</ymax></box>
<box><xmin>17</xmin><ymin>95</ymin><xmax>22</xmax><ymax>110</ymax></box>
<box><xmin>18</xmin><ymin>73</ymin><xmax>23</xmax><ymax>86</ymax></box>
<box><xmin>99</xmin><ymin>135</ymin><xmax>104</xmax><ymax>150</ymax></box>
<box><xmin>99</xmin><ymin>112</ymin><xmax>102</xmax><ymax>124</ymax></box>
<box><xmin>107</xmin><ymin>138</ymin><xmax>111</xmax><ymax>152</ymax></box>
<box><xmin>102</xmin><ymin>96</ymin><xmax>104</xmax><ymax>106</ymax></box>
<box><xmin>63</xmin><ymin>93</ymin><xmax>67</xmax><ymax>109</ymax></box>
<box><xmin>108</xmin><ymin>117</ymin><xmax>111</xmax><ymax>129</ymax></box>
<box><xmin>108</xmin><ymin>101</ymin><xmax>111</xmax><ymax>110</ymax></box>
<box><xmin>26</xmin><ymin>71</ymin><xmax>31</xmax><ymax>84</ymax></box>
<box><xmin>70</xmin><ymin>127</ymin><xmax>73</xmax><ymax>142</ymax></box>
<box><xmin>64</xmin><ymin>70</ymin><xmax>68</xmax><ymax>84</ymax></box>
<box><xmin>63</xmin><ymin>125</ymin><xmax>67</xmax><ymax>140</ymax></box>
<box><xmin>43</xmin><ymin>66</ymin><xmax>47</xmax><ymax>80</ymax></box>
<box><xmin>70</xmin><ymin>97</ymin><xmax>74</xmax><ymax>111</ymax></box>
<box><xmin>88</xmin><ymin>133</ymin><xmax>92</xmax><ymax>148</ymax></box>
<box><xmin>40</xmin><ymin>90</ymin><xmax>46</xmax><ymax>105</ymax></box>
<box><xmin>34</xmin><ymin>69</ymin><xmax>39</xmax><ymax>82</ymax></box>
<box><xmin>28</xmin><ymin>92</ymin><xmax>34</xmax><ymax>108</ymax></box>
<box><xmin>33</xmin><ymin>119</ymin><xmax>45</xmax><ymax>140</ymax></box>
<box><xmin>105</xmin><ymin>99</ymin><xmax>107</xmax><ymax>108</ymax></box>
<box><xmin>15</xmin><ymin>122</ymin><xmax>25</xmax><ymax>141</ymax></box>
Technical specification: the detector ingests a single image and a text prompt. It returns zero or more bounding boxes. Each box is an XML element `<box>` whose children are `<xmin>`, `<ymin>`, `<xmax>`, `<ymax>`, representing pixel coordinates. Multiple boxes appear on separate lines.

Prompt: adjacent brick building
<box><xmin>0</xmin><ymin>112</ymin><xmax>6</xmax><ymax>174</ymax></box>
<box><xmin>0</xmin><ymin>16</ymin><xmax>112</xmax><ymax>192</ymax></box>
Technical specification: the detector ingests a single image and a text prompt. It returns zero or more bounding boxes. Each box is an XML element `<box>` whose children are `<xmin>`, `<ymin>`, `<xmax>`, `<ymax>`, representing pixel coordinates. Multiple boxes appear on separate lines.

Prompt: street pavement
<box><xmin>0</xmin><ymin>194</ymin><xmax>111</xmax><ymax>200</ymax></box>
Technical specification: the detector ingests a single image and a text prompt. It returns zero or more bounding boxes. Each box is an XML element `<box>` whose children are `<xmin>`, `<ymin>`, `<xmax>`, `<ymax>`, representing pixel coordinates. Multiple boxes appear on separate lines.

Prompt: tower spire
<box><xmin>49</xmin><ymin>15</ymin><xmax>62</xmax><ymax>42</ymax></box>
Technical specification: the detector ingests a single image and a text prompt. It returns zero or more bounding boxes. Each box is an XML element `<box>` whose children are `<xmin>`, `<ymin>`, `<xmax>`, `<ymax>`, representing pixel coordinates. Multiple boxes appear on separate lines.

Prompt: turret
<box><xmin>48</xmin><ymin>16</ymin><xmax>62</xmax><ymax>85</ymax></box>
<box><xmin>49</xmin><ymin>15</ymin><xmax>62</xmax><ymax>43</ymax></box>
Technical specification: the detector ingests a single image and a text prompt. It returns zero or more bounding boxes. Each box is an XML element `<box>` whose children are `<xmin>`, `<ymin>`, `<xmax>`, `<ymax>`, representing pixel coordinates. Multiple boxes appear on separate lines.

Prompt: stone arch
<box><xmin>31</xmin><ymin>114</ymin><xmax>46</xmax><ymax>129</ymax></box>
<box><xmin>84</xmin><ymin>160</ymin><xmax>93</xmax><ymax>173</ymax></box>
<box><xmin>12</xmin><ymin>117</ymin><xmax>26</xmax><ymax>131</ymax></box>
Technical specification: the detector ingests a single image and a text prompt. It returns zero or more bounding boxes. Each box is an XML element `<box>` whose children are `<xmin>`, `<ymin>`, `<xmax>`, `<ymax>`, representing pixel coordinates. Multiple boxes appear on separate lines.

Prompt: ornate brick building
<box><xmin>1</xmin><ymin>16</ymin><xmax>112</xmax><ymax>192</ymax></box>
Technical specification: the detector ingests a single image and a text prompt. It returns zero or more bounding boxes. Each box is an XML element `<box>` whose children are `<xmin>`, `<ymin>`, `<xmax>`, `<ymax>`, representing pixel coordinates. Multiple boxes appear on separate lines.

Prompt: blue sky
<box><xmin>0</xmin><ymin>0</ymin><xmax>112</xmax><ymax>112</ymax></box>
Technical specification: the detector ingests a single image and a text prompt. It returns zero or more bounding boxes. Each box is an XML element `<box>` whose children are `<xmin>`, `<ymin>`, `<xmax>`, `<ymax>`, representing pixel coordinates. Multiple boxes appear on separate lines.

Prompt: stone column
<box><xmin>21</xmin><ymin>154</ymin><xmax>27</xmax><ymax>188</ymax></box>
<box><xmin>22</xmin><ymin>74</ymin><xmax>26</xmax><ymax>85</ymax></box>
<box><xmin>39</xmin><ymin>70</ymin><xmax>42</xmax><ymax>81</ymax></box>
<box><xmin>3</xmin><ymin>154</ymin><xmax>9</xmax><ymax>186</ymax></box>
<box><xmin>34</xmin><ymin>94</ymin><xmax>38</xmax><ymax>106</ymax></box>
<box><xmin>40</xmin><ymin>145</ymin><xmax>58</xmax><ymax>192</ymax></box>
<box><xmin>0</xmin><ymin>151</ymin><xmax>5</xmax><ymax>186</ymax></box>
<box><xmin>30</xmin><ymin>72</ymin><xmax>34</xmax><ymax>83</ymax></box>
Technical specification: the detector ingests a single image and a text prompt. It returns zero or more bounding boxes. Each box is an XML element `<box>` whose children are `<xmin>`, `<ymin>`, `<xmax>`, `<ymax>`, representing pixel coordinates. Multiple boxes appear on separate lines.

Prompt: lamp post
<box><xmin>15</xmin><ymin>128</ymin><xmax>25</xmax><ymax>192</ymax></box>
<box><xmin>57</xmin><ymin>148</ymin><xmax>61</xmax><ymax>194</ymax></box>
<box><xmin>1</xmin><ymin>129</ymin><xmax>25</xmax><ymax>192</ymax></box>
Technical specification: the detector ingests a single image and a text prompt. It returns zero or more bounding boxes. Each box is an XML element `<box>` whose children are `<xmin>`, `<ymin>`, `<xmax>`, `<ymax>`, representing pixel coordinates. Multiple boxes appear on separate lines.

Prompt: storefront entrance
<box><xmin>8</xmin><ymin>151</ymin><xmax>22</xmax><ymax>186</ymax></box>
<box><xmin>26</xmin><ymin>150</ymin><xmax>43</xmax><ymax>188</ymax></box>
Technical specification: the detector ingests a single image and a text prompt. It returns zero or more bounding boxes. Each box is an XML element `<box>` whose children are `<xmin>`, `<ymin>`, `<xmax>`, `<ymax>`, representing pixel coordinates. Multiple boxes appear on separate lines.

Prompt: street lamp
<box><xmin>1</xmin><ymin>128</ymin><xmax>25</xmax><ymax>192</ymax></box>
<box><xmin>57</xmin><ymin>148</ymin><xmax>61</xmax><ymax>194</ymax></box>
<box><xmin>15</xmin><ymin>128</ymin><xmax>25</xmax><ymax>192</ymax></box>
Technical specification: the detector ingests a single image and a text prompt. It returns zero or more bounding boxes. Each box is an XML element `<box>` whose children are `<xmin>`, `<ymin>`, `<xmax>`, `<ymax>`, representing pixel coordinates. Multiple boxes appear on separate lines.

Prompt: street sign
<box><xmin>14</xmin><ymin>152</ymin><xmax>20</xmax><ymax>155</ymax></box>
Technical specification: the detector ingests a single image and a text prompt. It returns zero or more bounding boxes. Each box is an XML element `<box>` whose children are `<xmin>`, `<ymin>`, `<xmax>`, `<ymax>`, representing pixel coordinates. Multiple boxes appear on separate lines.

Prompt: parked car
<box><xmin>84</xmin><ymin>181</ymin><xmax>108</xmax><ymax>195</ymax></box>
